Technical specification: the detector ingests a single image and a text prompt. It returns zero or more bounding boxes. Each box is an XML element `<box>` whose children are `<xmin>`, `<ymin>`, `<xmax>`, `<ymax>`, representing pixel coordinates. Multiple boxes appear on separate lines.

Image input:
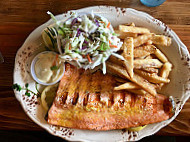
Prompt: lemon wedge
<box><xmin>41</xmin><ymin>84</ymin><xmax>58</xmax><ymax>111</ymax></box>
<box><xmin>128</xmin><ymin>125</ymin><xmax>147</xmax><ymax>132</ymax></box>
<box><xmin>42</xmin><ymin>29</ymin><xmax>53</xmax><ymax>48</ymax></box>
<box><xmin>41</xmin><ymin>28</ymin><xmax>57</xmax><ymax>52</ymax></box>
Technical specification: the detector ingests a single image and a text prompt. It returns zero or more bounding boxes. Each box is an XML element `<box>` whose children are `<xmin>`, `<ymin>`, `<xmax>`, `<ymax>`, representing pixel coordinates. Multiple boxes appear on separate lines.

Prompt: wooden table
<box><xmin>0</xmin><ymin>0</ymin><xmax>190</xmax><ymax>137</ymax></box>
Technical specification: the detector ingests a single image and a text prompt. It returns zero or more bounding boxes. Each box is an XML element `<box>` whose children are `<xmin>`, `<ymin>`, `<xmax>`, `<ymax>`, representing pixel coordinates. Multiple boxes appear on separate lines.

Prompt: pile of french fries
<box><xmin>107</xmin><ymin>23</ymin><xmax>172</xmax><ymax>96</ymax></box>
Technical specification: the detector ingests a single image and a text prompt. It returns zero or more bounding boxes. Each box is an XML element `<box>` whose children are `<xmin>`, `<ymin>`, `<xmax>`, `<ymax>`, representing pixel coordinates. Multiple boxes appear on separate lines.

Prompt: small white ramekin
<box><xmin>30</xmin><ymin>51</ymin><xmax>65</xmax><ymax>86</ymax></box>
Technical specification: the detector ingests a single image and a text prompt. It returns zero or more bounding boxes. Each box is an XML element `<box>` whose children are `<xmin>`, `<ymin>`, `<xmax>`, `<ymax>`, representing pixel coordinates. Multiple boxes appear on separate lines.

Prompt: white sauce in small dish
<box><xmin>31</xmin><ymin>51</ymin><xmax>65</xmax><ymax>85</ymax></box>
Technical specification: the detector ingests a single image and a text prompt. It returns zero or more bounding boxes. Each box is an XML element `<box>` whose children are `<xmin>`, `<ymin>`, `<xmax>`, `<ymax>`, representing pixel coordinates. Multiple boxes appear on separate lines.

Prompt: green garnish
<box><xmin>74</xmin><ymin>49</ymin><xmax>81</xmax><ymax>54</ymax></box>
<box><xmin>58</xmin><ymin>26</ymin><xmax>67</xmax><ymax>37</ymax></box>
<box><xmin>25</xmin><ymin>83</ymin><xmax>29</xmax><ymax>88</ymax></box>
<box><xmin>12</xmin><ymin>83</ymin><xmax>41</xmax><ymax>97</ymax></box>
<box><xmin>99</xmin><ymin>42</ymin><xmax>110</xmax><ymax>51</ymax></box>
<box><xmin>47</xmin><ymin>11</ymin><xmax>58</xmax><ymax>23</ymax></box>
<box><xmin>12</xmin><ymin>83</ymin><xmax>22</xmax><ymax>91</ymax></box>
<box><xmin>50</xmin><ymin>65</ymin><xmax>58</xmax><ymax>70</ymax></box>
<box><xmin>35</xmin><ymin>82</ymin><xmax>41</xmax><ymax>95</ymax></box>
<box><xmin>25</xmin><ymin>91</ymin><xmax>30</xmax><ymax>97</ymax></box>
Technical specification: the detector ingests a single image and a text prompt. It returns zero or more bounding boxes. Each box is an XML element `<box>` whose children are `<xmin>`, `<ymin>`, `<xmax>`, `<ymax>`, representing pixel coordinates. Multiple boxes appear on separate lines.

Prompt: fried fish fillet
<box><xmin>48</xmin><ymin>64</ymin><xmax>174</xmax><ymax>130</ymax></box>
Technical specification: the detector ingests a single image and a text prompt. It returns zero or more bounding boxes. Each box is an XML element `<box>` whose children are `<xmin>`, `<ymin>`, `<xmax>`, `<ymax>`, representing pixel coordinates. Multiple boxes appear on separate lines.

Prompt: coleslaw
<box><xmin>44</xmin><ymin>11</ymin><xmax>123</xmax><ymax>74</ymax></box>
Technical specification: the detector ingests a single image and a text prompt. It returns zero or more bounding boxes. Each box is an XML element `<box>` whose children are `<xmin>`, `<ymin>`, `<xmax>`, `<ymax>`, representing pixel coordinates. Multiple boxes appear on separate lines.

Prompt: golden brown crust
<box><xmin>48</xmin><ymin>64</ymin><xmax>173</xmax><ymax>130</ymax></box>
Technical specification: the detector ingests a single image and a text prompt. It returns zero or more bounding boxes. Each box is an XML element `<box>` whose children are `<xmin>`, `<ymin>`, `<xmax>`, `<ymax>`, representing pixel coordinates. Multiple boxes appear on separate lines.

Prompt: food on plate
<box><xmin>154</xmin><ymin>47</ymin><xmax>168</xmax><ymax>63</ymax></box>
<box><xmin>122</xmin><ymin>37</ymin><xmax>134</xmax><ymax>78</ymax></box>
<box><xmin>47</xmin><ymin>64</ymin><xmax>173</xmax><ymax>130</ymax></box>
<box><xmin>42</xmin><ymin>11</ymin><xmax>123</xmax><ymax>74</ymax></box>
<box><xmin>133</xmin><ymin>59</ymin><xmax>163</xmax><ymax>69</ymax></box>
<box><xmin>41</xmin><ymin>84</ymin><xmax>58</xmax><ymax>111</ymax></box>
<box><xmin>26</xmin><ymin>12</ymin><xmax>174</xmax><ymax>131</ymax></box>
<box><xmin>140</xmin><ymin>67</ymin><xmax>159</xmax><ymax>73</ymax></box>
<box><xmin>31</xmin><ymin>51</ymin><xmax>65</xmax><ymax>84</ymax></box>
<box><xmin>151</xmin><ymin>35</ymin><xmax>172</xmax><ymax>46</ymax></box>
<box><xmin>134</xmin><ymin>69</ymin><xmax>170</xmax><ymax>83</ymax></box>
<box><xmin>127</xmin><ymin>89</ymin><xmax>147</xmax><ymax>96</ymax></box>
<box><xmin>159</xmin><ymin>62</ymin><xmax>172</xmax><ymax>88</ymax></box>
<box><xmin>42</xmin><ymin>28</ymin><xmax>57</xmax><ymax>51</ymax></box>
<box><xmin>128</xmin><ymin>125</ymin><xmax>147</xmax><ymax>132</ymax></box>
<box><xmin>119</xmin><ymin>25</ymin><xmax>150</xmax><ymax>34</ymax></box>
<box><xmin>134</xmin><ymin>45</ymin><xmax>156</xmax><ymax>58</ymax></box>
<box><xmin>106</xmin><ymin>62</ymin><xmax>157</xmax><ymax>96</ymax></box>
<box><xmin>133</xmin><ymin>34</ymin><xmax>153</xmax><ymax>47</ymax></box>
<box><xmin>114</xmin><ymin>82</ymin><xmax>140</xmax><ymax>90</ymax></box>
<box><xmin>115</xmin><ymin>30</ymin><xmax>138</xmax><ymax>39</ymax></box>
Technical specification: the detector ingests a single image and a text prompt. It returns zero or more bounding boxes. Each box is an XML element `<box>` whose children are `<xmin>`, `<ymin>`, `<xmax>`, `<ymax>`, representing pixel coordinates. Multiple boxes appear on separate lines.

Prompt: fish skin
<box><xmin>48</xmin><ymin>64</ymin><xmax>174</xmax><ymax>130</ymax></box>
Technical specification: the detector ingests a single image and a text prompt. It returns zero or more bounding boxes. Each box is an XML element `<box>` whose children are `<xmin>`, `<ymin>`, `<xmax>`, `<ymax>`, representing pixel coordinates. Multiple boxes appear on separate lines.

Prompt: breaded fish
<box><xmin>48</xmin><ymin>64</ymin><xmax>173</xmax><ymax>130</ymax></box>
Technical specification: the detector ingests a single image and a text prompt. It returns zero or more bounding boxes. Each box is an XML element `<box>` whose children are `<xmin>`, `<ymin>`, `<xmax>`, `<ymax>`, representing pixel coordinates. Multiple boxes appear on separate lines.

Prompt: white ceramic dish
<box><xmin>13</xmin><ymin>6</ymin><xmax>190</xmax><ymax>142</ymax></box>
<box><xmin>30</xmin><ymin>51</ymin><xmax>65</xmax><ymax>86</ymax></box>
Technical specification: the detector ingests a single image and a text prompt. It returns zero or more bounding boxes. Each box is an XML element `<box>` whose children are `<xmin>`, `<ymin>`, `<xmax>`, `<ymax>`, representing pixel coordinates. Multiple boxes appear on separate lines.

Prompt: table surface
<box><xmin>0</xmin><ymin>0</ymin><xmax>190</xmax><ymax>137</ymax></box>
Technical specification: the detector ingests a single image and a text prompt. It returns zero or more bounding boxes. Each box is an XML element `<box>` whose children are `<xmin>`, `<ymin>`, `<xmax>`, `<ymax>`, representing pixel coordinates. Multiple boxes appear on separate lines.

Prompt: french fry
<box><xmin>123</xmin><ymin>22</ymin><xmax>136</xmax><ymax>27</ymax></box>
<box><xmin>115</xmin><ymin>30</ymin><xmax>138</xmax><ymax>39</ymax></box>
<box><xmin>107</xmin><ymin>62</ymin><xmax>130</xmax><ymax>79</ymax></box>
<box><xmin>134</xmin><ymin>69</ymin><xmax>170</xmax><ymax>83</ymax></box>
<box><xmin>134</xmin><ymin>59</ymin><xmax>163</xmax><ymax>69</ymax></box>
<box><xmin>154</xmin><ymin>48</ymin><xmax>168</xmax><ymax>63</ymax></box>
<box><xmin>108</xmin><ymin>55</ymin><xmax>131</xmax><ymax>78</ymax></box>
<box><xmin>132</xmin><ymin>73</ymin><xmax>157</xmax><ymax>96</ymax></box>
<box><xmin>141</xmin><ymin>68</ymin><xmax>159</xmax><ymax>74</ymax></box>
<box><xmin>114</xmin><ymin>82</ymin><xmax>141</xmax><ymax>90</ymax></box>
<box><xmin>123</xmin><ymin>37</ymin><xmax>134</xmax><ymax>78</ymax></box>
<box><xmin>152</xmin><ymin>35</ymin><xmax>172</xmax><ymax>46</ymax></box>
<box><xmin>159</xmin><ymin>62</ymin><xmax>172</xmax><ymax>88</ymax></box>
<box><xmin>119</xmin><ymin>25</ymin><xmax>150</xmax><ymax>34</ymax></box>
<box><xmin>108</xmin><ymin>55</ymin><xmax>123</xmax><ymax>67</ymax></box>
<box><xmin>133</xmin><ymin>34</ymin><xmax>153</xmax><ymax>47</ymax></box>
<box><xmin>108</xmin><ymin>55</ymin><xmax>132</xmax><ymax>79</ymax></box>
<box><xmin>134</xmin><ymin>49</ymin><xmax>150</xmax><ymax>58</ymax></box>
<box><xmin>134</xmin><ymin>45</ymin><xmax>156</xmax><ymax>58</ymax></box>
<box><xmin>129</xmin><ymin>22</ymin><xmax>135</xmax><ymax>27</ymax></box>
<box><xmin>115</xmin><ymin>77</ymin><xmax>129</xmax><ymax>83</ymax></box>
<box><xmin>160</xmin><ymin>62</ymin><xmax>172</xmax><ymax>77</ymax></box>
<box><xmin>136</xmin><ymin>45</ymin><xmax>156</xmax><ymax>53</ymax></box>
<box><xmin>145</xmin><ymin>55</ymin><xmax>154</xmax><ymax>59</ymax></box>
<box><xmin>112</xmin><ymin>24</ymin><xmax>172</xmax><ymax>97</ymax></box>
<box><xmin>134</xmin><ymin>44</ymin><xmax>168</xmax><ymax>63</ymax></box>
<box><xmin>146</xmin><ymin>40</ymin><xmax>153</xmax><ymax>45</ymax></box>
<box><xmin>106</xmin><ymin>62</ymin><xmax>157</xmax><ymax>96</ymax></box>
<box><xmin>127</xmin><ymin>89</ymin><xmax>147</xmax><ymax>96</ymax></box>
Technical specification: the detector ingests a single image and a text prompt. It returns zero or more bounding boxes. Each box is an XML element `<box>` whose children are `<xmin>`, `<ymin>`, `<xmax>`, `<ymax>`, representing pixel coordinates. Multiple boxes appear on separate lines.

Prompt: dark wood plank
<box><xmin>0</xmin><ymin>0</ymin><xmax>190</xmax><ymax>25</ymax></box>
<box><xmin>0</xmin><ymin>96</ymin><xmax>42</xmax><ymax>130</ymax></box>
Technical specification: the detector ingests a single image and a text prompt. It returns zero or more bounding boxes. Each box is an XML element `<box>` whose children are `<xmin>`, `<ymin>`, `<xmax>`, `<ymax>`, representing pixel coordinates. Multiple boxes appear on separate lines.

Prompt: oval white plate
<box><xmin>13</xmin><ymin>6</ymin><xmax>190</xmax><ymax>142</ymax></box>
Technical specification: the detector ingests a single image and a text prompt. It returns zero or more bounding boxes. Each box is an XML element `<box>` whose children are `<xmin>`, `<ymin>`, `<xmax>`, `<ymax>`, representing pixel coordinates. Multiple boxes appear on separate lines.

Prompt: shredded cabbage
<box><xmin>46</xmin><ymin>11</ymin><xmax>123</xmax><ymax>74</ymax></box>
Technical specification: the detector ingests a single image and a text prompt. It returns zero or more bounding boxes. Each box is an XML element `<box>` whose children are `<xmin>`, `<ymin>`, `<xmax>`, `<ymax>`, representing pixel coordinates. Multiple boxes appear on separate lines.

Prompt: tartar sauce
<box><xmin>34</xmin><ymin>52</ymin><xmax>64</xmax><ymax>83</ymax></box>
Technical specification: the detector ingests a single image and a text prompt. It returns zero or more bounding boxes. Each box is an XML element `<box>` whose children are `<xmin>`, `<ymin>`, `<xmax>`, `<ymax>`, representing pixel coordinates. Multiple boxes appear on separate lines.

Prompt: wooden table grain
<box><xmin>0</xmin><ymin>0</ymin><xmax>190</xmax><ymax>136</ymax></box>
